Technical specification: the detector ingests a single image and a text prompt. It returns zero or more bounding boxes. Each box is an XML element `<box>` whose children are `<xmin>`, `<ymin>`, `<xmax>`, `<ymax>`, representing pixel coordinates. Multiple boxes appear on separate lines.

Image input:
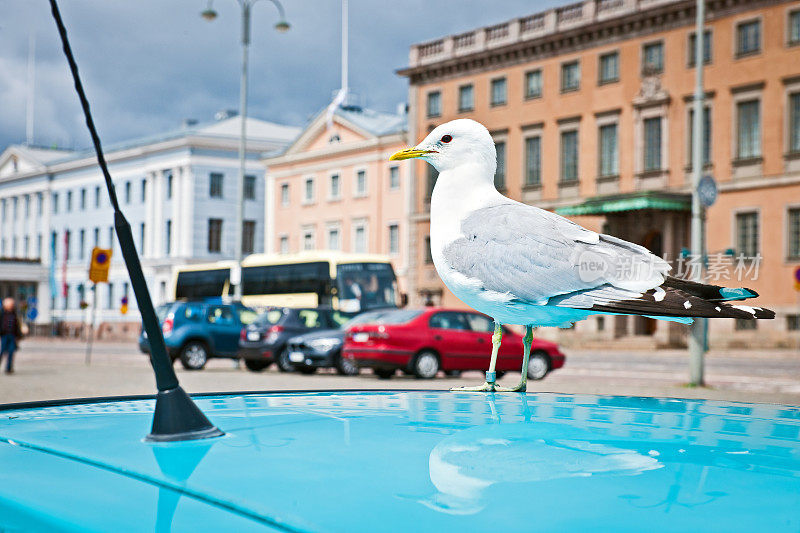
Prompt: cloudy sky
<box><xmin>1</xmin><ymin>0</ymin><xmax>565</xmax><ymax>150</ymax></box>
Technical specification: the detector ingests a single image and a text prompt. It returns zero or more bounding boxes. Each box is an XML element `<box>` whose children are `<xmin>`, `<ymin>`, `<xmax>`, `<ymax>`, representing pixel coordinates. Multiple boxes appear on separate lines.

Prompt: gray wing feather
<box><xmin>442</xmin><ymin>203</ymin><xmax>669</xmax><ymax>306</ymax></box>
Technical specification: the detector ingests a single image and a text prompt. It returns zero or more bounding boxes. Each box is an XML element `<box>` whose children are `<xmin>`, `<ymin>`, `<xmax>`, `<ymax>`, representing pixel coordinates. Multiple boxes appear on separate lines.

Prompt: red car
<box><xmin>343</xmin><ymin>307</ymin><xmax>565</xmax><ymax>380</ymax></box>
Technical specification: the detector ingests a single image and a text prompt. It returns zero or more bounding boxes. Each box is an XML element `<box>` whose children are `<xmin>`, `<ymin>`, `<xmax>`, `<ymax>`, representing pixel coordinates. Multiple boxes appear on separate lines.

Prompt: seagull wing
<box><xmin>442</xmin><ymin>203</ymin><xmax>773</xmax><ymax>319</ymax></box>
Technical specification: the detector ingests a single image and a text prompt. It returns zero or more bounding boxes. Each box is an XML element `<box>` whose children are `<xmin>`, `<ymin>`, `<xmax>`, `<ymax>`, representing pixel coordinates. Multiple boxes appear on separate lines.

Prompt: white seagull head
<box><xmin>390</xmin><ymin>119</ymin><xmax>497</xmax><ymax>176</ymax></box>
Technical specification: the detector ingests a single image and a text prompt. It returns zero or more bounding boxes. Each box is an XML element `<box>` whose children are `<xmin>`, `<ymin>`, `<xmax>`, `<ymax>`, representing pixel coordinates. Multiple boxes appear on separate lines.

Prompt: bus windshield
<box><xmin>336</xmin><ymin>262</ymin><xmax>397</xmax><ymax>312</ymax></box>
<box><xmin>175</xmin><ymin>268</ymin><xmax>229</xmax><ymax>299</ymax></box>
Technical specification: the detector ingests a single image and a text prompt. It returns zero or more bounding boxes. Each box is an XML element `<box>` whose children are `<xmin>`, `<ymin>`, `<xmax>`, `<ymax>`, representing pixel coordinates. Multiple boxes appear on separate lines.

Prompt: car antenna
<box><xmin>48</xmin><ymin>0</ymin><xmax>223</xmax><ymax>442</ymax></box>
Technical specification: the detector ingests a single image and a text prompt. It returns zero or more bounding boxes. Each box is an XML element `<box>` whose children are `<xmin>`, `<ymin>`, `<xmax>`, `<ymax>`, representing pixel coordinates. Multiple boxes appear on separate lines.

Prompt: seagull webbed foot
<box><xmin>494</xmin><ymin>383</ymin><xmax>527</xmax><ymax>393</ymax></box>
<box><xmin>451</xmin><ymin>382</ymin><xmax>496</xmax><ymax>392</ymax></box>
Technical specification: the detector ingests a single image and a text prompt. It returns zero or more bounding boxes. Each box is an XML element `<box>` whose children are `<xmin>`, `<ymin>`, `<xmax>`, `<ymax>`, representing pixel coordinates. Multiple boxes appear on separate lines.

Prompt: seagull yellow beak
<box><xmin>389</xmin><ymin>147</ymin><xmax>436</xmax><ymax>161</ymax></box>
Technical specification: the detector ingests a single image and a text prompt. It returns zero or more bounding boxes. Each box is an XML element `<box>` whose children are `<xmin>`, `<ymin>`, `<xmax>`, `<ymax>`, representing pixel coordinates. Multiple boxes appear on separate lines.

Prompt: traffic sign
<box><xmin>697</xmin><ymin>175</ymin><xmax>717</xmax><ymax>208</ymax></box>
<box><xmin>795</xmin><ymin>266</ymin><xmax>800</xmax><ymax>291</ymax></box>
<box><xmin>89</xmin><ymin>247</ymin><xmax>112</xmax><ymax>283</ymax></box>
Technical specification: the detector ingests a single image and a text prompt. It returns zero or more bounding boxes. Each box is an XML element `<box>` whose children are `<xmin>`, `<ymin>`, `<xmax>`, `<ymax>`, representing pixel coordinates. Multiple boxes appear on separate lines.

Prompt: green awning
<box><xmin>555</xmin><ymin>191</ymin><xmax>691</xmax><ymax>216</ymax></box>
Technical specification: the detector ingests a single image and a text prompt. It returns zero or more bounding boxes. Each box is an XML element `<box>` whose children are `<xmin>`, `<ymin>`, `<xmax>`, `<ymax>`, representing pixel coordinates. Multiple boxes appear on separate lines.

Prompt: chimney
<box><xmin>214</xmin><ymin>109</ymin><xmax>239</xmax><ymax>121</ymax></box>
<box><xmin>182</xmin><ymin>118</ymin><xmax>198</xmax><ymax>128</ymax></box>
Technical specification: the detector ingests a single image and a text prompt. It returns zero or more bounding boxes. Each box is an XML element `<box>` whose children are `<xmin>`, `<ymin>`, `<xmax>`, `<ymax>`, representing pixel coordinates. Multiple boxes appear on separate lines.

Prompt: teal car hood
<box><xmin>0</xmin><ymin>391</ymin><xmax>798</xmax><ymax>532</ymax></box>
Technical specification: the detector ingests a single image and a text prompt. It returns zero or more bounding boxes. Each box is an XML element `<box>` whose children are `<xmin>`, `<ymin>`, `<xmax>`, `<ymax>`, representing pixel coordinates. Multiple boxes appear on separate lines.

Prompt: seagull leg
<box><xmin>451</xmin><ymin>322</ymin><xmax>503</xmax><ymax>392</ymax></box>
<box><xmin>496</xmin><ymin>325</ymin><xmax>533</xmax><ymax>393</ymax></box>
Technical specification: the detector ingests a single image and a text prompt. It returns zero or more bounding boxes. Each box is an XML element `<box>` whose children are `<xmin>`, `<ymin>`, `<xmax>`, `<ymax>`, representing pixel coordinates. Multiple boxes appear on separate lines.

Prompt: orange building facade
<box><xmin>399</xmin><ymin>0</ymin><xmax>800</xmax><ymax>347</ymax></box>
<box><xmin>263</xmin><ymin>105</ymin><xmax>411</xmax><ymax>294</ymax></box>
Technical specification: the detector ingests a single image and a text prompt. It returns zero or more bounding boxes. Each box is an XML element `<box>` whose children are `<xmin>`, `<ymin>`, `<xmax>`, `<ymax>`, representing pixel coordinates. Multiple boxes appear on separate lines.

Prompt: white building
<box><xmin>0</xmin><ymin>114</ymin><xmax>299</xmax><ymax>336</ymax></box>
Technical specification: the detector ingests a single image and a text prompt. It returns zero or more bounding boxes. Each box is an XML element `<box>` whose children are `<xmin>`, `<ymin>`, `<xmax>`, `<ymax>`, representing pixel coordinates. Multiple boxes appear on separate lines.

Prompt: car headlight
<box><xmin>307</xmin><ymin>338</ymin><xmax>342</xmax><ymax>352</ymax></box>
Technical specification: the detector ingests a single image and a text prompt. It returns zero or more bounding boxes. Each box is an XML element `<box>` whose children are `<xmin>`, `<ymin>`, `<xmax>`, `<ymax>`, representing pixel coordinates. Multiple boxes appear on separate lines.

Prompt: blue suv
<box><xmin>138</xmin><ymin>300</ymin><xmax>257</xmax><ymax>370</ymax></box>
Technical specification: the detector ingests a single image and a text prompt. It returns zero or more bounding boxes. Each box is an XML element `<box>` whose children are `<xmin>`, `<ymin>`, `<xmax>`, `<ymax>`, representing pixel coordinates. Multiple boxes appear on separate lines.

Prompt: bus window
<box><xmin>175</xmin><ymin>268</ymin><xmax>229</xmax><ymax>299</ymax></box>
<box><xmin>336</xmin><ymin>263</ymin><xmax>397</xmax><ymax>312</ymax></box>
<box><xmin>242</xmin><ymin>262</ymin><xmax>330</xmax><ymax>296</ymax></box>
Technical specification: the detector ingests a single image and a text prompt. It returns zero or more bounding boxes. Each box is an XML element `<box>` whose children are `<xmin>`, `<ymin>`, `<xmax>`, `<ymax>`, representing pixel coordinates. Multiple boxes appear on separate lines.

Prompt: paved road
<box><xmin>1</xmin><ymin>338</ymin><xmax>798</xmax><ymax>405</ymax></box>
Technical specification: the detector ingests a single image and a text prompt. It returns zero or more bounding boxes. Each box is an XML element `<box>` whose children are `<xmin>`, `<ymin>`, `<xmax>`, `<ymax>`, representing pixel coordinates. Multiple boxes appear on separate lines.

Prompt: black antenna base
<box><xmin>145</xmin><ymin>386</ymin><xmax>224</xmax><ymax>442</ymax></box>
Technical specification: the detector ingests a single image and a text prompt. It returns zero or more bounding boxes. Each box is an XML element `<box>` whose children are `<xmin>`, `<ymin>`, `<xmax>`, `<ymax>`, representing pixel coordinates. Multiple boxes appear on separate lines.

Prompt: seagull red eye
<box><xmin>440</xmin><ymin>135</ymin><xmax>452</xmax><ymax>143</ymax></box>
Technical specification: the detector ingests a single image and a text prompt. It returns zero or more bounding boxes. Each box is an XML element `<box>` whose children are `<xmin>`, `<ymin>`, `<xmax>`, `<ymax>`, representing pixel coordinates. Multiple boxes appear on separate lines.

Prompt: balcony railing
<box><xmin>408</xmin><ymin>0</ymin><xmax>678</xmax><ymax>67</ymax></box>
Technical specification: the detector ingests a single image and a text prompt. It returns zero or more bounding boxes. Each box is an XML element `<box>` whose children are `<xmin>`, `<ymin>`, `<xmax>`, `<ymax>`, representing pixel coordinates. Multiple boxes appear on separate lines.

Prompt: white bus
<box><xmin>171</xmin><ymin>252</ymin><xmax>402</xmax><ymax>313</ymax></box>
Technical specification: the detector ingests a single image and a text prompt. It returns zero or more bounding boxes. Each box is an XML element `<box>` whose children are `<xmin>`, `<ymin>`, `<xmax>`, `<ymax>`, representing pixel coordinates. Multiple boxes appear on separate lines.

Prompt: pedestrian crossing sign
<box><xmin>89</xmin><ymin>247</ymin><xmax>112</xmax><ymax>283</ymax></box>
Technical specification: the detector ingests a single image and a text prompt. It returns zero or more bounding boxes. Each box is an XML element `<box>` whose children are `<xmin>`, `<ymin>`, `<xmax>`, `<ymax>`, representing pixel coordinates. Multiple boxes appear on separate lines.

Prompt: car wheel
<box><xmin>375</xmin><ymin>368</ymin><xmax>395</xmax><ymax>379</ymax></box>
<box><xmin>179</xmin><ymin>341</ymin><xmax>208</xmax><ymax>371</ymax></box>
<box><xmin>413</xmin><ymin>351</ymin><xmax>440</xmax><ymax>379</ymax></box>
<box><xmin>527</xmin><ymin>351</ymin><xmax>550</xmax><ymax>381</ymax></box>
<box><xmin>299</xmin><ymin>366</ymin><xmax>317</xmax><ymax>375</ymax></box>
<box><xmin>276</xmin><ymin>349</ymin><xmax>295</xmax><ymax>372</ymax></box>
<box><xmin>335</xmin><ymin>354</ymin><xmax>360</xmax><ymax>376</ymax></box>
<box><xmin>244</xmin><ymin>359</ymin><xmax>270</xmax><ymax>372</ymax></box>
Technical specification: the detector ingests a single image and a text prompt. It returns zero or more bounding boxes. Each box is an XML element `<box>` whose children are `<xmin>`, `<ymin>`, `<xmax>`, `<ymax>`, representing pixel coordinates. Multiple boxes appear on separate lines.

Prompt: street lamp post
<box><xmin>201</xmin><ymin>0</ymin><xmax>290</xmax><ymax>300</ymax></box>
<box><xmin>689</xmin><ymin>0</ymin><xmax>706</xmax><ymax>386</ymax></box>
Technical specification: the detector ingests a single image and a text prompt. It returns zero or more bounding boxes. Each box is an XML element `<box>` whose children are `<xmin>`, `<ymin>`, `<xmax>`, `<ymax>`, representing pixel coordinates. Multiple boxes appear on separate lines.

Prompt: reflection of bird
<box><xmin>391</xmin><ymin>119</ymin><xmax>774</xmax><ymax>392</ymax></box>
<box><xmin>419</xmin><ymin>422</ymin><xmax>662</xmax><ymax>515</ymax></box>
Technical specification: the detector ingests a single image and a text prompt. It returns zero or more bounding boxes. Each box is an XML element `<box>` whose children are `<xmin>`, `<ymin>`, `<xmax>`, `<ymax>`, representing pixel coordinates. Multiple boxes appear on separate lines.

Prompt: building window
<box><xmin>302</xmin><ymin>227</ymin><xmax>315</xmax><ymax>251</ymax></box>
<box><xmin>424</xmin><ymin>236</ymin><xmax>433</xmax><ymax>264</ymax></box>
<box><xmin>108</xmin><ymin>226</ymin><xmax>114</xmax><ymax>253</ymax></box>
<box><xmin>426</xmin><ymin>166</ymin><xmax>438</xmax><ymax>199</ymax></box>
<box><xmin>560</xmin><ymin>130</ymin><xmax>579</xmax><ymax>183</ymax></box>
<box><xmin>139</xmin><ymin>223</ymin><xmax>145</xmax><ymax>251</ymax></box>
<box><xmin>736</xmin><ymin>100</ymin><xmax>761</xmax><ymax>159</ymax></box>
<box><xmin>790</xmin><ymin>93</ymin><xmax>800</xmax><ymax>153</ymax></box>
<box><xmin>66</xmin><ymin>190</ymin><xmax>72</xmax><ymax>212</ymax></box>
<box><xmin>599</xmin><ymin>123</ymin><xmax>619</xmax><ymax>177</ymax></box>
<box><xmin>242</xmin><ymin>220</ymin><xmax>255</xmax><ymax>255</ymax></box>
<box><xmin>458</xmin><ymin>84</ymin><xmax>474</xmax><ymax>112</ymax></box>
<box><xmin>166</xmin><ymin>170</ymin><xmax>173</xmax><ymax>199</ymax></box>
<box><xmin>107</xmin><ymin>282</ymin><xmax>114</xmax><ymax>310</ymax></box>
<box><xmin>388</xmin><ymin>166</ymin><xmax>400</xmax><ymax>190</ymax></box>
<box><xmin>79</xmin><ymin>229</ymin><xmax>85</xmax><ymax>260</ymax></box>
<box><xmin>426</xmin><ymin>91</ymin><xmax>441</xmax><ymax>117</ymax></box>
<box><xmin>790</xmin><ymin>10</ymin><xmax>800</xmax><ymax>45</ymax></box>
<box><xmin>304</xmin><ymin>177</ymin><xmax>315</xmax><ymax>203</ymax></box>
<box><xmin>524</xmin><ymin>136</ymin><xmax>541</xmax><ymax>186</ymax></box>
<box><xmin>165</xmin><ymin>220</ymin><xmax>172</xmax><ymax>256</ymax></box>
<box><xmin>788</xmin><ymin>208</ymin><xmax>800</xmax><ymax>259</ymax></box>
<box><xmin>735</xmin><ymin>318</ymin><xmax>757</xmax><ymax>331</ymax></box>
<box><xmin>80</xmin><ymin>188</ymin><xmax>86</xmax><ymax>210</ymax></box>
<box><xmin>141</xmin><ymin>178</ymin><xmax>146</xmax><ymax>203</ymax></box>
<box><xmin>244</xmin><ymin>175</ymin><xmax>256</xmax><ymax>200</ymax></box>
<box><xmin>280</xmin><ymin>183</ymin><xmax>290</xmax><ymax>206</ymax></box>
<box><xmin>93</xmin><ymin>227</ymin><xmax>100</xmax><ymax>247</ymax></box>
<box><xmin>388</xmin><ymin>224</ymin><xmax>399</xmax><ymax>255</ymax></box>
<box><xmin>125</xmin><ymin>181</ymin><xmax>131</xmax><ymax>204</ymax></box>
<box><xmin>24</xmin><ymin>195</ymin><xmax>30</xmax><ymax>218</ymax></box>
<box><xmin>494</xmin><ymin>141</ymin><xmax>506</xmax><ymax>189</ymax></box>
<box><xmin>353</xmin><ymin>222</ymin><xmax>367</xmax><ymax>253</ymax></box>
<box><xmin>327</xmin><ymin>226</ymin><xmax>340</xmax><ymax>251</ymax></box>
<box><xmin>209</xmin><ymin>172</ymin><xmax>223</xmax><ymax>198</ymax></box>
<box><xmin>490</xmin><ymin>77</ymin><xmax>507</xmax><ymax>106</ymax></box>
<box><xmin>12</xmin><ymin>197</ymin><xmax>18</xmax><ymax>219</ymax></box>
<box><xmin>329</xmin><ymin>173</ymin><xmax>341</xmax><ymax>199</ymax></box>
<box><xmin>525</xmin><ymin>69</ymin><xmax>542</xmax><ymax>99</ymax></box>
<box><xmin>642</xmin><ymin>41</ymin><xmax>664</xmax><ymax>74</ymax></box>
<box><xmin>736</xmin><ymin>19</ymin><xmax>761</xmax><ymax>56</ymax></box>
<box><xmin>23</xmin><ymin>236</ymin><xmax>29</xmax><ymax>257</ymax></box>
<box><xmin>207</xmin><ymin>218</ymin><xmax>223</xmax><ymax>253</ymax></box>
<box><xmin>279</xmin><ymin>235</ymin><xmax>289</xmax><ymax>254</ymax></box>
<box><xmin>36</xmin><ymin>234</ymin><xmax>41</xmax><ymax>258</ymax></box>
<box><xmin>689</xmin><ymin>107</ymin><xmax>712</xmax><ymax>167</ymax></box>
<box><xmin>643</xmin><ymin>117</ymin><xmax>663</xmax><ymax>171</ymax></box>
<box><xmin>598</xmin><ymin>52</ymin><xmax>619</xmax><ymax>84</ymax></box>
<box><xmin>355</xmin><ymin>170</ymin><xmax>367</xmax><ymax>197</ymax></box>
<box><xmin>787</xmin><ymin>314</ymin><xmax>800</xmax><ymax>331</ymax></box>
<box><xmin>52</xmin><ymin>193</ymin><xmax>58</xmax><ymax>214</ymax></box>
<box><xmin>688</xmin><ymin>30</ymin><xmax>712</xmax><ymax>66</ymax></box>
<box><xmin>36</xmin><ymin>192</ymin><xmax>42</xmax><ymax>215</ymax></box>
<box><xmin>561</xmin><ymin>61</ymin><xmax>580</xmax><ymax>92</ymax></box>
<box><xmin>736</xmin><ymin>211</ymin><xmax>759</xmax><ymax>257</ymax></box>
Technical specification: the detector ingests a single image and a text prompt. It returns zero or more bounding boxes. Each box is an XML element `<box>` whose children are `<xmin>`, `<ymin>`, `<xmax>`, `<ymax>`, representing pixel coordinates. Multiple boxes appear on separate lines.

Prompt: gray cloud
<box><xmin>0</xmin><ymin>0</ymin><xmax>563</xmax><ymax>150</ymax></box>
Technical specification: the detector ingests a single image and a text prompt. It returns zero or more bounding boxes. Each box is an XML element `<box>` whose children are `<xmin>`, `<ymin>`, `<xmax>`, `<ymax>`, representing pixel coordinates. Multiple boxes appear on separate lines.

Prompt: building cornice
<box><xmin>398</xmin><ymin>0</ymin><xmax>788</xmax><ymax>85</ymax></box>
<box><xmin>262</xmin><ymin>132</ymin><xmax>406</xmax><ymax>168</ymax></box>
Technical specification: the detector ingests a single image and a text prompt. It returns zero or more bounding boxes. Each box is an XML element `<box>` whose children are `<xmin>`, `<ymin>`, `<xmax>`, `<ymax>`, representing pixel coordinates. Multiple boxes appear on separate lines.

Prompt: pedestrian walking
<box><xmin>0</xmin><ymin>297</ymin><xmax>23</xmax><ymax>374</ymax></box>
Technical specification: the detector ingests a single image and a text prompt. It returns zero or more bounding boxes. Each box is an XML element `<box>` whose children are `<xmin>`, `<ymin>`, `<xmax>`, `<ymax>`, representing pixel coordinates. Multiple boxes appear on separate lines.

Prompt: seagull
<box><xmin>390</xmin><ymin>119</ymin><xmax>774</xmax><ymax>392</ymax></box>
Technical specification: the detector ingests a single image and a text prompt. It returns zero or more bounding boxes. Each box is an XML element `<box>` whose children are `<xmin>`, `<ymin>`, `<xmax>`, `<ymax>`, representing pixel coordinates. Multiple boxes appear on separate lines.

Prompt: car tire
<box><xmin>335</xmin><ymin>354</ymin><xmax>360</xmax><ymax>376</ymax></box>
<box><xmin>276</xmin><ymin>349</ymin><xmax>295</xmax><ymax>373</ymax></box>
<box><xmin>179</xmin><ymin>341</ymin><xmax>208</xmax><ymax>371</ymax></box>
<box><xmin>244</xmin><ymin>359</ymin><xmax>270</xmax><ymax>372</ymax></box>
<box><xmin>527</xmin><ymin>351</ymin><xmax>550</xmax><ymax>381</ymax></box>
<box><xmin>412</xmin><ymin>351</ymin><xmax>440</xmax><ymax>379</ymax></box>
<box><xmin>375</xmin><ymin>368</ymin><xmax>395</xmax><ymax>379</ymax></box>
<box><xmin>299</xmin><ymin>366</ymin><xmax>317</xmax><ymax>375</ymax></box>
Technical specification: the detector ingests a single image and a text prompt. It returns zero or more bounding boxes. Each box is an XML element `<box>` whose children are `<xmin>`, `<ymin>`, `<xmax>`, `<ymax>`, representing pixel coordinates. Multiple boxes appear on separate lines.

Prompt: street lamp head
<box><xmin>274</xmin><ymin>20</ymin><xmax>290</xmax><ymax>33</ymax></box>
<box><xmin>201</xmin><ymin>8</ymin><xmax>218</xmax><ymax>21</ymax></box>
